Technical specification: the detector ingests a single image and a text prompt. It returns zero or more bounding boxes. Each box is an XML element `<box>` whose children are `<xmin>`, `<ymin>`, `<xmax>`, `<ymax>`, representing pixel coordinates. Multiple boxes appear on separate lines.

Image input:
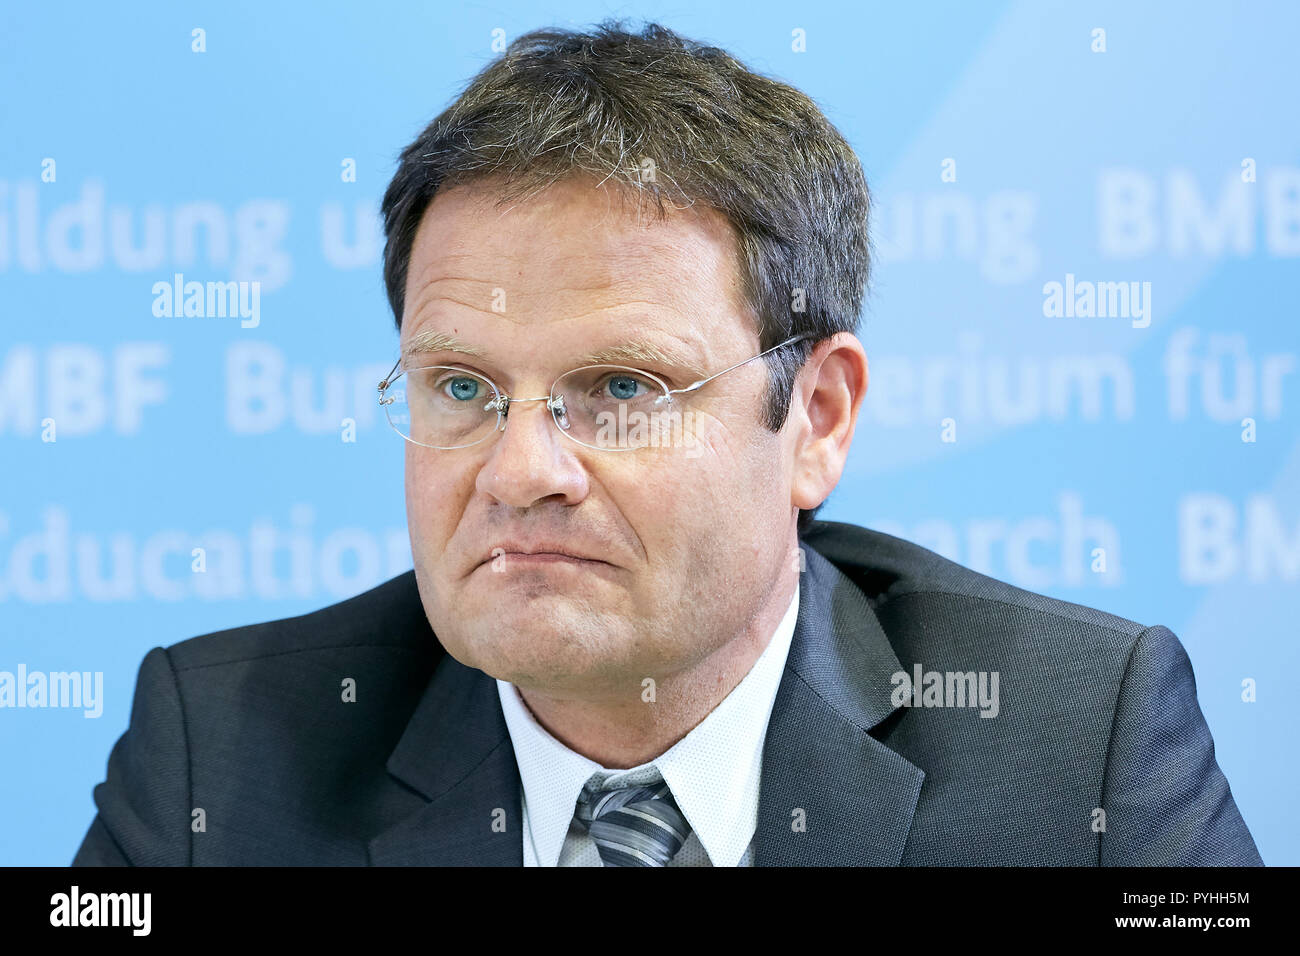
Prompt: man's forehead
<box><xmin>404</xmin><ymin>179</ymin><xmax>744</xmax><ymax>300</ymax></box>
<box><xmin>398</xmin><ymin>178</ymin><xmax>755</xmax><ymax>370</ymax></box>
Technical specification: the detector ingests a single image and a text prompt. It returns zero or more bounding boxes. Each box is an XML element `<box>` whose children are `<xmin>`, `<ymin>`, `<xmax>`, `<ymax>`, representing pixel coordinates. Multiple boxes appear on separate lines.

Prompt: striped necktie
<box><xmin>573</xmin><ymin>775</ymin><xmax>692</xmax><ymax>867</ymax></box>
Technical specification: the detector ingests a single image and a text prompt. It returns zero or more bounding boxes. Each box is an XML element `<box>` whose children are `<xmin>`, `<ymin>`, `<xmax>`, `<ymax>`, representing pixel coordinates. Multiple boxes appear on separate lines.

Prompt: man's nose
<box><xmin>474</xmin><ymin>398</ymin><xmax>590</xmax><ymax>508</ymax></box>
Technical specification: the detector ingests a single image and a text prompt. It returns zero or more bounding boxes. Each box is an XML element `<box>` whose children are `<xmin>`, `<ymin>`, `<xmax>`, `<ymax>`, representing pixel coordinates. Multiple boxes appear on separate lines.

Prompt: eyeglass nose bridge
<box><xmin>483</xmin><ymin>393</ymin><xmax>563</xmax><ymax>415</ymax></box>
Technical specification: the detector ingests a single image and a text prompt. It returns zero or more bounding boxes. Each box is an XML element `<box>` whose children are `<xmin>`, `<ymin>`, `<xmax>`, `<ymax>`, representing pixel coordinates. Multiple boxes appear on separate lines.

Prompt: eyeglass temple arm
<box><xmin>667</xmin><ymin>334</ymin><xmax>813</xmax><ymax>397</ymax></box>
<box><xmin>378</xmin><ymin>357</ymin><xmax>402</xmax><ymax>394</ymax></box>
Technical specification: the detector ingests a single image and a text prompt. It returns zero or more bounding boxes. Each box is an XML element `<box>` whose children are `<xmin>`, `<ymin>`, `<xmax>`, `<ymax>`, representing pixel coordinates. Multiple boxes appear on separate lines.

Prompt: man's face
<box><xmin>400</xmin><ymin>176</ymin><xmax>798</xmax><ymax>702</ymax></box>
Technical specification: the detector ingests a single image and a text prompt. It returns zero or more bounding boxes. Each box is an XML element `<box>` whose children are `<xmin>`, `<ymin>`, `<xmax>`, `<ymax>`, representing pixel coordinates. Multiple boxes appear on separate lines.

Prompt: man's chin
<box><xmin>449</xmin><ymin>633</ymin><xmax>636</xmax><ymax>692</ymax></box>
<box><xmin>433</xmin><ymin>603</ymin><xmax>643</xmax><ymax>685</ymax></box>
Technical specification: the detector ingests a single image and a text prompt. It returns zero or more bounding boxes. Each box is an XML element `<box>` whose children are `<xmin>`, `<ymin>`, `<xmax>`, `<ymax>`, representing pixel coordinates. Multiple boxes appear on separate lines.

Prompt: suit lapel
<box><xmin>756</xmin><ymin>543</ymin><xmax>925</xmax><ymax>865</ymax></box>
<box><xmin>368</xmin><ymin>649</ymin><xmax>522</xmax><ymax>866</ymax></box>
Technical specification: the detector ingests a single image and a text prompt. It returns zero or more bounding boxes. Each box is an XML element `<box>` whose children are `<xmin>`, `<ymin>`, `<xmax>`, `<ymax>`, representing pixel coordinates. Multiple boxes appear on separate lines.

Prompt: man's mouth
<box><xmin>474</xmin><ymin>541</ymin><xmax>617</xmax><ymax>572</ymax></box>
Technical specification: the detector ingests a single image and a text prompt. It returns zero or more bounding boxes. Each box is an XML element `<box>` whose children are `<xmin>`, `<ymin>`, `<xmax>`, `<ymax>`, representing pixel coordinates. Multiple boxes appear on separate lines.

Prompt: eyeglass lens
<box><xmin>383</xmin><ymin>365</ymin><xmax>689</xmax><ymax>451</ymax></box>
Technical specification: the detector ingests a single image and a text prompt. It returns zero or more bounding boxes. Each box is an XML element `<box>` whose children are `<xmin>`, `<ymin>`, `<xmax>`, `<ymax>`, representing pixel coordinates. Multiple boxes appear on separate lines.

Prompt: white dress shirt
<box><xmin>496</xmin><ymin>580</ymin><xmax>800</xmax><ymax>866</ymax></box>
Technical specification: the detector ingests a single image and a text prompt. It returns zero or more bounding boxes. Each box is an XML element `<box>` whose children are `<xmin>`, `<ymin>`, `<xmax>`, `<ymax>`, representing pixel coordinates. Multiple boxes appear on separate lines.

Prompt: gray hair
<box><xmin>381</xmin><ymin>20</ymin><xmax>871</xmax><ymax>534</ymax></box>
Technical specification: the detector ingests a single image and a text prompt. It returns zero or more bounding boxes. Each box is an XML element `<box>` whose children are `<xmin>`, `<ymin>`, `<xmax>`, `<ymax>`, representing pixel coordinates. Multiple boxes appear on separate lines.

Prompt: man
<box><xmin>73</xmin><ymin>21</ymin><xmax>1261</xmax><ymax>866</ymax></box>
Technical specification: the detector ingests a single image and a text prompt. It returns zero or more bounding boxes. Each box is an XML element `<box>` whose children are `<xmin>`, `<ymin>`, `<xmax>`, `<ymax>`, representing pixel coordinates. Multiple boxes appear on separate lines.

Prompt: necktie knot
<box><xmin>574</xmin><ymin>775</ymin><xmax>692</xmax><ymax>866</ymax></box>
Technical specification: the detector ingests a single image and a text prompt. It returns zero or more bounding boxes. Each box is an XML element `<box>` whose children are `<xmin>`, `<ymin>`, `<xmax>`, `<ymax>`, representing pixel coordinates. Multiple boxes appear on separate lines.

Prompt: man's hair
<box><xmin>380</xmin><ymin>20</ymin><xmax>871</xmax><ymax>534</ymax></box>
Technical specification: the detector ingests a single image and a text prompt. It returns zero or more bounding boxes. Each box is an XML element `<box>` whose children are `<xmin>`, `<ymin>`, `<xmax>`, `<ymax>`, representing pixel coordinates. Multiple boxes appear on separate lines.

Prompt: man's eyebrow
<box><xmin>581</xmin><ymin>341</ymin><xmax>708</xmax><ymax>380</ymax></box>
<box><xmin>402</xmin><ymin>330</ymin><xmax>487</xmax><ymax>361</ymax></box>
<box><xmin>402</xmin><ymin>330</ymin><xmax>709</xmax><ymax>380</ymax></box>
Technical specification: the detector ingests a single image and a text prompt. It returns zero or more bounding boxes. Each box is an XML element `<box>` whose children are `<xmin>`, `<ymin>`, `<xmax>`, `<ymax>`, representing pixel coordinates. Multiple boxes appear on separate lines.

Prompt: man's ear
<box><xmin>787</xmin><ymin>332</ymin><xmax>868</xmax><ymax>513</ymax></box>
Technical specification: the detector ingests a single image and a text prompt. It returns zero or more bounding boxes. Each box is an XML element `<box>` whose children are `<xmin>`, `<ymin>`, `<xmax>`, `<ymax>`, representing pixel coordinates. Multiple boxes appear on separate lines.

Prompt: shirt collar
<box><xmin>497</xmin><ymin>579</ymin><xmax>800</xmax><ymax>866</ymax></box>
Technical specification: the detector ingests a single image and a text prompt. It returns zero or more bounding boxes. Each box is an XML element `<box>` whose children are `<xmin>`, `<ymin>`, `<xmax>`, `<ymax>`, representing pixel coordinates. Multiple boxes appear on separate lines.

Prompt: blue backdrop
<box><xmin>2</xmin><ymin>0</ymin><xmax>1296</xmax><ymax>865</ymax></box>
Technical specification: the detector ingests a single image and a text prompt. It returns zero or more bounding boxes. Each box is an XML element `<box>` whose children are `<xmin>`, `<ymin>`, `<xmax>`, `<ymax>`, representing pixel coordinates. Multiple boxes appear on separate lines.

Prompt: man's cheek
<box><xmin>646</xmin><ymin>468</ymin><xmax>729</xmax><ymax>549</ymax></box>
<box><xmin>682</xmin><ymin>412</ymin><xmax>739</xmax><ymax>466</ymax></box>
<box><xmin>405</xmin><ymin>467</ymin><xmax>454</xmax><ymax>567</ymax></box>
<box><xmin>683</xmin><ymin>416</ymin><xmax>706</xmax><ymax>459</ymax></box>
<box><xmin>404</xmin><ymin>478</ymin><xmax>432</xmax><ymax>539</ymax></box>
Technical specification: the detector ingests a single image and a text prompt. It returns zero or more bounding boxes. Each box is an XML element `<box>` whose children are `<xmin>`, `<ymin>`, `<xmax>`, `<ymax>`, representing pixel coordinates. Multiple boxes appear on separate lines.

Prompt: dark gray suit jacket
<box><xmin>72</xmin><ymin>520</ymin><xmax>1263</xmax><ymax>865</ymax></box>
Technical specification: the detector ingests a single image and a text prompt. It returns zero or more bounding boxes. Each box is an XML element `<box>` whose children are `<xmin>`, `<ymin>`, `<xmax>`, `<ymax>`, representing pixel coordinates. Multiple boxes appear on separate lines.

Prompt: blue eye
<box><xmin>604</xmin><ymin>375</ymin><xmax>644</xmax><ymax>400</ymax></box>
<box><xmin>444</xmin><ymin>376</ymin><xmax>481</xmax><ymax>401</ymax></box>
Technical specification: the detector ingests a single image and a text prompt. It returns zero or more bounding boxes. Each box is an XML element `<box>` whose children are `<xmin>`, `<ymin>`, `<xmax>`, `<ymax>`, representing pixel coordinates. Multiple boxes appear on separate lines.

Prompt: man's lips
<box><xmin>473</xmin><ymin>544</ymin><xmax>617</xmax><ymax>572</ymax></box>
